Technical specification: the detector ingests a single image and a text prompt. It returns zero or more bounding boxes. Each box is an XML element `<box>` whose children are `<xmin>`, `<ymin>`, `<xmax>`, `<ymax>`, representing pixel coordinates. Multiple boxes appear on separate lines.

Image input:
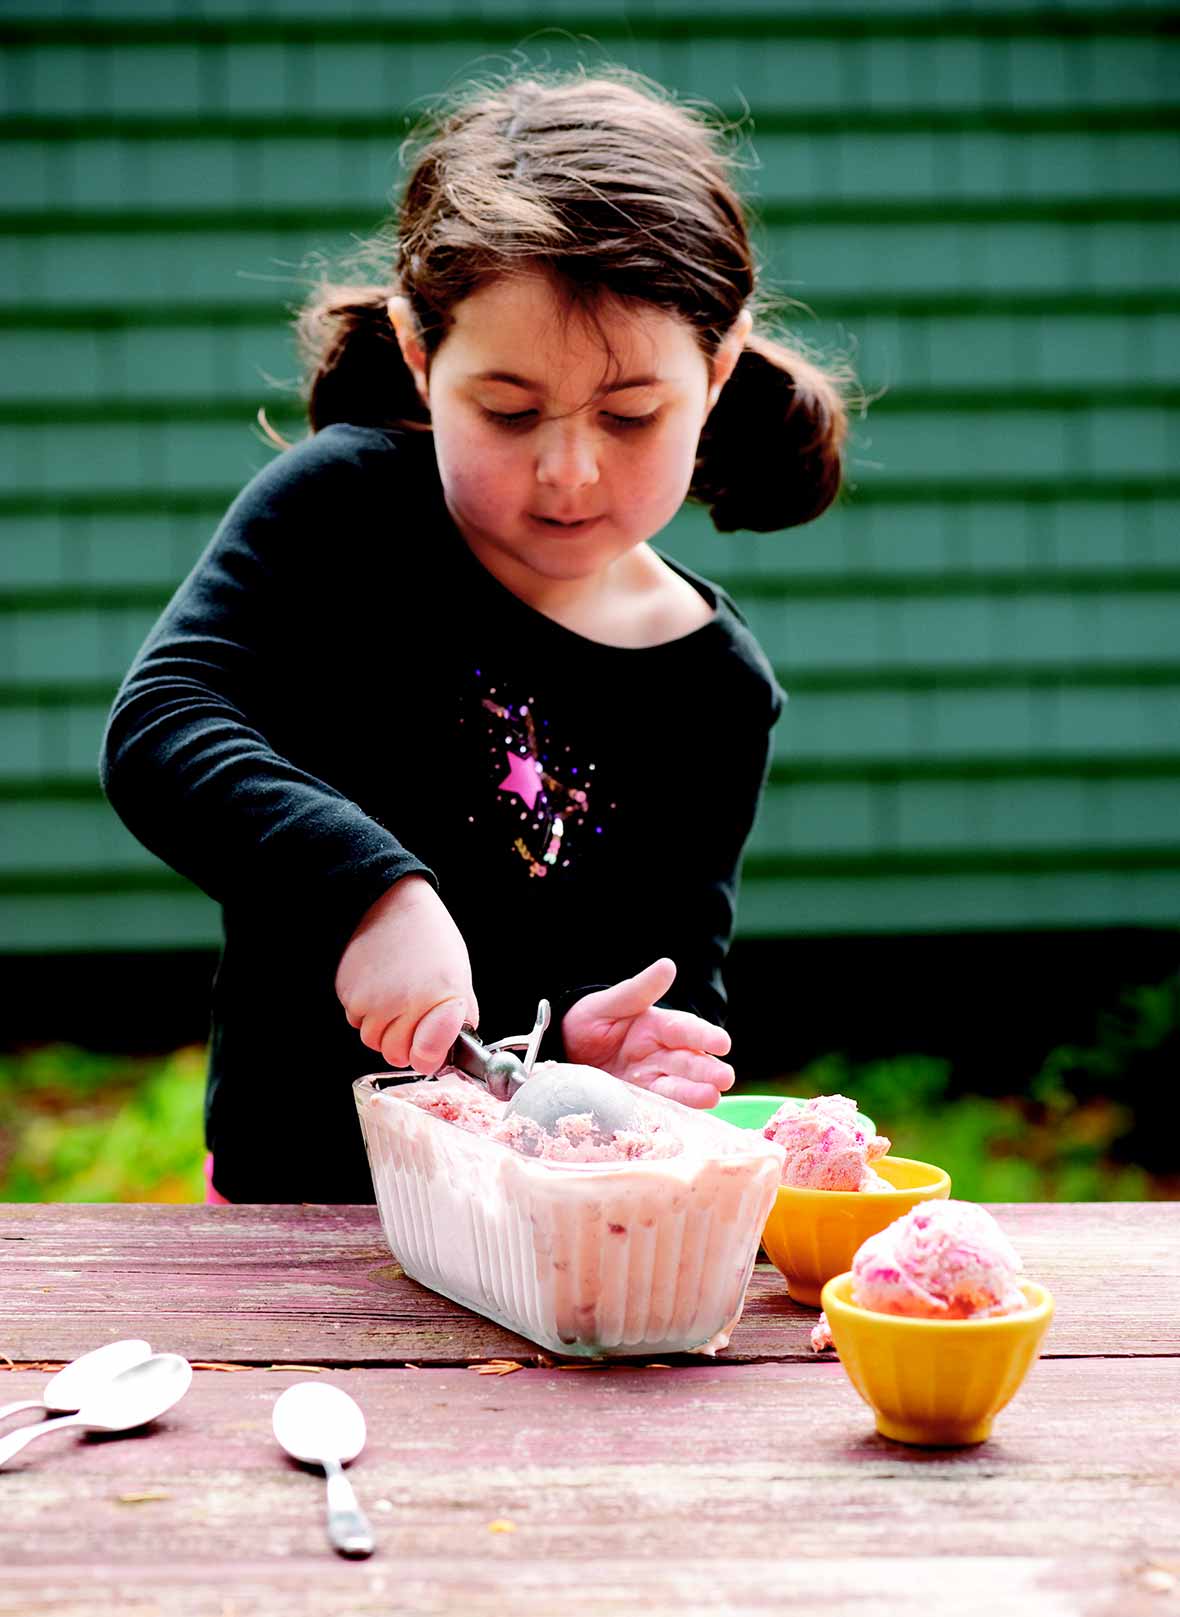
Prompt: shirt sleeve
<box><xmin>100</xmin><ymin>429</ymin><xmax>435</xmax><ymax>967</ymax></box>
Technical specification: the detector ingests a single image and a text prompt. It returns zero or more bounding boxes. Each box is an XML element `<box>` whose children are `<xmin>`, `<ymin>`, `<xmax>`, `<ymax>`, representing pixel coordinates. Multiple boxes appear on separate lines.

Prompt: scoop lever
<box><xmin>445</xmin><ymin>1001</ymin><xmax>551</xmax><ymax>1100</ymax></box>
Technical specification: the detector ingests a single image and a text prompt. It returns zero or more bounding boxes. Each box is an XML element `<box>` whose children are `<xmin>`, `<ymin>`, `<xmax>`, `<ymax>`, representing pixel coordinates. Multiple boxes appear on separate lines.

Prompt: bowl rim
<box><xmin>820</xmin><ymin>1271</ymin><xmax>1054</xmax><ymax>1330</ymax></box>
<box><xmin>771</xmin><ymin>1154</ymin><xmax>952</xmax><ymax>1204</ymax></box>
<box><xmin>715</xmin><ymin>1093</ymin><xmax>876</xmax><ymax>1133</ymax></box>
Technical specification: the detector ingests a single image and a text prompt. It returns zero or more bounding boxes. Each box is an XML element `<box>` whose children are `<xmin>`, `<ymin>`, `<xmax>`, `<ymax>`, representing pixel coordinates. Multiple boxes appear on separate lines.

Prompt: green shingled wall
<box><xmin>2</xmin><ymin>3</ymin><xmax>1178</xmax><ymax>951</ymax></box>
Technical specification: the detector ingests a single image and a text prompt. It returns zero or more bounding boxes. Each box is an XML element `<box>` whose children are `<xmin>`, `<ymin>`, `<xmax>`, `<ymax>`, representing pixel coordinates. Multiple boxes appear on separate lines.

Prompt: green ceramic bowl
<box><xmin>713</xmin><ymin>1093</ymin><xmax>876</xmax><ymax>1136</ymax></box>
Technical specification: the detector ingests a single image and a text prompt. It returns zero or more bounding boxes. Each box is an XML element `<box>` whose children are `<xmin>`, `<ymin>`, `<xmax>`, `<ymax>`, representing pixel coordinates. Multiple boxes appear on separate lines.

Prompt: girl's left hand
<box><xmin>561</xmin><ymin>958</ymin><xmax>735</xmax><ymax>1108</ymax></box>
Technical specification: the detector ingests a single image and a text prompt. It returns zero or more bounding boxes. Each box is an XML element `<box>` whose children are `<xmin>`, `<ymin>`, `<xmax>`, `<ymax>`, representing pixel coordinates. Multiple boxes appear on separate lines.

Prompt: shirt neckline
<box><xmin>438</xmin><ymin>491</ymin><xmax>727</xmax><ymax>658</ymax></box>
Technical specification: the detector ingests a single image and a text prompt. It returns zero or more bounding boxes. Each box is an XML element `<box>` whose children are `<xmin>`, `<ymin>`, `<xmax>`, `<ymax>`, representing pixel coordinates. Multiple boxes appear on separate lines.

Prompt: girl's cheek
<box><xmin>435</xmin><ymin>422</ymin><xmax>514</xmax><ymax>499</ymax></box>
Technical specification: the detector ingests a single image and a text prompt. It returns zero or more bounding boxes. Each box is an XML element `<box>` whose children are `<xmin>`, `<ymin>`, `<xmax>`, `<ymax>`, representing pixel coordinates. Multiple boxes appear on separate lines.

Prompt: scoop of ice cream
<box><xmin>762</xmin><ymin>1094</ymin><xmax>892</xmax><ymax>1190</ymax></box>
<box><xmin>851</xmin><ymin>1200</ymin><xmax>1027</xmax><ymax>1320</ymax></box>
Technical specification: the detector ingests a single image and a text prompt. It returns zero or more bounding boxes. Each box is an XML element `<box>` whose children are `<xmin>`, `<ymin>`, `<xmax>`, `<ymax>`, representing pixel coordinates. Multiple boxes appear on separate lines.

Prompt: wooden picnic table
<box><xmin>1</xmin><ymin>1201</ymin><xmax>1177</xmax><ymax>1616</ymax></box>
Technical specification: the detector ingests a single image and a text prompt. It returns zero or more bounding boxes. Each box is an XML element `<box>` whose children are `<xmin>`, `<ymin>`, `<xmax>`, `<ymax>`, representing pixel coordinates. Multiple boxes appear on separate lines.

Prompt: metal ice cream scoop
<box><xmin>445</xmin><ymin>999</ymin><xmax>640</xmax><ymax>1137</ymax></box>
<box><xmin>504</xmin><ymin>1063</ymin><xmax>641</xmax><ymax>1137</ymax></box>
<box><xmin>444</xmin><ymin>1000</ymin><xmax>549</xmax><ymax>1101</ymax></box>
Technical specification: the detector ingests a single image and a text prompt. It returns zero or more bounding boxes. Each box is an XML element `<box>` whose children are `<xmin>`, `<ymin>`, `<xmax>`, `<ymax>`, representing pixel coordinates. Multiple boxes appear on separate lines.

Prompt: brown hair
<box><xmin>296</xmin><ymin>70</ymin><xmax>851</xmax><ymax>533</ymax></box>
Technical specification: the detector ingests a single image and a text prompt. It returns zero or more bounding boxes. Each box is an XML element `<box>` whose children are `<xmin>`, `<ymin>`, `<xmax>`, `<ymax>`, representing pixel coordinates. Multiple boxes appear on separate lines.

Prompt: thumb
<box><xmin>594</xmin><ymin>958</ymin><xmax>677</xmax><ymax>1020</ymax></box>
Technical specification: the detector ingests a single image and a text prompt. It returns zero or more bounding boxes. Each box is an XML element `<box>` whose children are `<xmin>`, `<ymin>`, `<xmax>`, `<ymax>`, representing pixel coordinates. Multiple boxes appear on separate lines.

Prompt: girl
<box><xmin>101</xmin><ymin>70</ymin><xmax>848</xmax><ymax>1203</ymax></box>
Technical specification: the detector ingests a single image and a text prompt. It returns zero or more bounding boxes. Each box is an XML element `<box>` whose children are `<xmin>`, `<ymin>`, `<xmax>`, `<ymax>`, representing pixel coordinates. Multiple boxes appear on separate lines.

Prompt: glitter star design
<box><xmin>498</xmin><ymin>750</ymin><xmax>543</xmax><ymax>811</ymax></box>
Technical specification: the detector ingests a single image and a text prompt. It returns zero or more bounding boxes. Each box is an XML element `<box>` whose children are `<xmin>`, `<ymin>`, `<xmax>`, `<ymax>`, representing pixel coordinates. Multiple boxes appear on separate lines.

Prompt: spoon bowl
<box><xmin>272</xmin><ymin>1382</ymin><xmax>374</xmax><ymax>1558</ymax></box>
<box><xmin>0</xmin><ymin>1352</ymin><xmax>192</xmax><ymax>1468</ymax></box>
<box><xmin>0</xmin><ymin>1338</ymin><xmax>153</xmax><ymax>1424</ymax></box>
<box><xmin>273</xmin><ymin>1380</ymin><xmax>366</xmax><ymax>1466</ymax></box>
<box><xmin>81</xmin><ymin>1352</ymin><xmax>194</xmax><ymax>1432</ymax></box>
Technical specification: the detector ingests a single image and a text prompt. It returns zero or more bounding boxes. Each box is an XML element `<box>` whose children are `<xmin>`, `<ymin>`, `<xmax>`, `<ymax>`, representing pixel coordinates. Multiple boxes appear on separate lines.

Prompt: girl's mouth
<box><xmin>530</xmin><ymin>514</ymin><xmax>603</xmax><ymax>531</ymax></box>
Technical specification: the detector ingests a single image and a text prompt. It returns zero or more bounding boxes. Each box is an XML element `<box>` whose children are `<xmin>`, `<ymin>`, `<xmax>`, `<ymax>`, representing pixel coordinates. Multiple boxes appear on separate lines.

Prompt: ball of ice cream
<box><xmin>809</xmin><ymin>1200</ymin><xmax>1029</xmax><ymax>1351</ymax></box>
<box><xmin>851</xmin><ymin>1200</ymin><xmax>1027</xmax><ymax>1320</ymax></box>
<box><xmin>762</xmin><ymin>1094</ymin><xmax>892</xmax><ymax>1191</ymax></box>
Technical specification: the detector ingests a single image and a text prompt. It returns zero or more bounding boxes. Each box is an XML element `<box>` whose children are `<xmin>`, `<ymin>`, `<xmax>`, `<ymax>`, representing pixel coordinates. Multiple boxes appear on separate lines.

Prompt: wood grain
<box><xmin>2</xmin><ymin>1202</ymin><xmax>1177</xmax><ymax>1365</ymax></box>
<box><xmin>0</xmin><ymin>1362</ymin><xmax>1176</xmax><ymax>1617</ymax></box>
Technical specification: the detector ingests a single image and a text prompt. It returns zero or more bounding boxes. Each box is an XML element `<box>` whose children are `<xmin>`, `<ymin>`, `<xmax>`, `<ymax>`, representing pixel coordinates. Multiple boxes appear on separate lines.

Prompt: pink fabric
<box><xmin>203</xmin><ymin>1152</ymin><xmax>232</xmax><ymax>1205</ymax></box>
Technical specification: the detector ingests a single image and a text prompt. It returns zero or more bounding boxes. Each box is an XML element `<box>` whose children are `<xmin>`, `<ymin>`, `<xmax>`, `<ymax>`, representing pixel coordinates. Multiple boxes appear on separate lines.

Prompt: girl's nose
<box><xmin>535</xmin><ymin>422</ymin><xmax>600</xmax><ymax>490</ymax></box>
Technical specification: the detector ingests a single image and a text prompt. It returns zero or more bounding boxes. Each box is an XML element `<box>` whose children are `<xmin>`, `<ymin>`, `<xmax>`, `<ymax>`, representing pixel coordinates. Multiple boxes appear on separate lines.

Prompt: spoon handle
<box><xmin>322</xmin><ymin>1457</ymin><xmax>375</xmax><ymax>1558</ymax></box>
<box><xmin>0</xmin><ymin>1412</ymin><xmax>83</xmax><ymax>1468</ymax></box>
<box><xmin>0</xmin><ymin>1399</ymin><xmax>46</xmax><ymax>1422</ymax></box>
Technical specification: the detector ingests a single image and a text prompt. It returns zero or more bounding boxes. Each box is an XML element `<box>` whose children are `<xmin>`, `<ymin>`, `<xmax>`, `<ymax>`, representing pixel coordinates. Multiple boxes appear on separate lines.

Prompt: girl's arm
<box><xmin>101</xmin><ymin>432</ymin><xmax>425</xmax><ymax>966</ymax></box>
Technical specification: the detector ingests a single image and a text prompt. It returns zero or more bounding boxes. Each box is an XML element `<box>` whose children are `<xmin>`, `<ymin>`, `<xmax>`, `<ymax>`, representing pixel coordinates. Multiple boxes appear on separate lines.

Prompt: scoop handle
<box><xmin>0</xmin><ymin>1411</ymin><xmax>85</xmax><ymax>1468</ymax></box>
<box><xmin>323</xmin><ymin>1456</ymin><xmax>375</xmax><ymax>1558</ymax></box>
<box><xmin>445</xmin><ymin>1028</ymin><xmax>527</xmax><ymax>1102</ymax></box>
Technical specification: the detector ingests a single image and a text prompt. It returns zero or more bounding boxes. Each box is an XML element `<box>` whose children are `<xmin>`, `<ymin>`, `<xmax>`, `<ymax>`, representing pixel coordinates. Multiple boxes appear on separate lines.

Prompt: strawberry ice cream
<box><xmin>810</xmin><ymin>1200</ymin><xmax>1029</xmax><ymax>1351</ymax></box>
<box><xmin>763</xmin><ymin>1094</ymin><xmax>892</xmax><ymax>1191</ymax></box>
<box><xmin>405</xmin><ymin>1064</ymin><xmax>683</xmax><ymax>1162</ymax></box>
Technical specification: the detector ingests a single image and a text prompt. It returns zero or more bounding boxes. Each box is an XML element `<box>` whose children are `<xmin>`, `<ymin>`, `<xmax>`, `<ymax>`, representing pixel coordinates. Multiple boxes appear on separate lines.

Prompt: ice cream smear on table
<box><xmin>406</xmin><ymin>1062</ymin><xmax>683</xmax><ymax>1161</ymax></box>
<box><xmin>762</xmin><ymin>1094</ymin><xmax>891</xmax><ymax>1190</ymax></box>
<box><xmin>810</xmin><ymin>1200</ymin><xmax>1029</xmax><ymax>1352</ymax></box>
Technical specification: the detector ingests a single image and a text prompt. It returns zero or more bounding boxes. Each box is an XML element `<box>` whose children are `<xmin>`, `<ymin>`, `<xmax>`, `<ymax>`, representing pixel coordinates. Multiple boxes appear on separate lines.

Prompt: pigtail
<box><xmin>691</xmin><ymin>331</ymin><xmax>849</xmax><ymax>533</ymax></box>
<box><xmin>295</xmin><ymin>284</ymin><xmax>430</xmax><ymax>434</ymax></box>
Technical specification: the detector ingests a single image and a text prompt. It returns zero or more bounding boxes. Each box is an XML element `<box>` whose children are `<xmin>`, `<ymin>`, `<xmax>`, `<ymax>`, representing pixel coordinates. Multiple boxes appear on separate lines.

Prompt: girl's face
<box><xmin>390</xmin><ymin>273</ymin><xmax>748</xmax><ymax>601</ymax></box>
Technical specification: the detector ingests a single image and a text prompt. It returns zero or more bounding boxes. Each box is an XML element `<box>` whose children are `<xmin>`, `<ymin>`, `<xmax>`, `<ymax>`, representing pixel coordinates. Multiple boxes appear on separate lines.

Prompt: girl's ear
<box><xmin>705</xmin><ymin>308</ymin><xmax>754</xmax><ymax>415</ymax></box>
<box><xmin>387</xmin><ymin>295</ymin><xmax>430</xmax><ymax>407</ymax></box>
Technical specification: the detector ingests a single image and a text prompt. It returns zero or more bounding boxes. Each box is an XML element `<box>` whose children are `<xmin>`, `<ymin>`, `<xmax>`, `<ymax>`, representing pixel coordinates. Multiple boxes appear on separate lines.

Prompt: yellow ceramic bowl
<box><xmin>820</xmin><ymin>1271</ymin><xmax>1055</xmax><ymax>1446</ymax></box>
<box><xmin>760</xmin><ymin>1156</ymin><xmax>951</xmax><ymax>1307</ymax></box>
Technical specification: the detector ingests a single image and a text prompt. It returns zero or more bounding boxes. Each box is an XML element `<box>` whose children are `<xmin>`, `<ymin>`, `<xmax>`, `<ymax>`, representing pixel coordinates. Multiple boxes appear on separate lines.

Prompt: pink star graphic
<box><xmin>498</xmin><ymin>750</ymin><xmax>543</xmax><ymax>811</ymax></box>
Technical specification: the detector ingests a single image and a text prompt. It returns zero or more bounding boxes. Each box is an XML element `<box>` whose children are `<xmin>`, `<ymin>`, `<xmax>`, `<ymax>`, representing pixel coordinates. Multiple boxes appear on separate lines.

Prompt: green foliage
<box><xmin>774</xmin><ymin>1052</ymin><xmax>1151</xmax><ymax>1202</ymax></box>
<box><xmin>0</xmin><ymin>972</ymin><xmax>1174</xmax><ymax>1201</ymax></box>
<box><xmin>749</xmin><ymin>971</ymin><xmax>1179</xmax><ymax>1202</ymax></box>
<box><xmin>0</xmin><ymin>1045</ymin><xmax>206</xmax><ymax>1202</ymax></box>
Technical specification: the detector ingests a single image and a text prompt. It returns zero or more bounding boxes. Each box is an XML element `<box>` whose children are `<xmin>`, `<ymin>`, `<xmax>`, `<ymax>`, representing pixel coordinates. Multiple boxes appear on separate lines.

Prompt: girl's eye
<box><xmin>482</xmin><ymin>408</ymin><xmax>536</xmax><ymax>428</ymax></box>
<box><xmin>480</xmin><ymin>407</ymin><xmax>659</xmax><ymax>431</ymax></box>
<box><xmin>605</xmin><ymin>411</ymin><xmax>659</xmax><ymax>430</ymax></box>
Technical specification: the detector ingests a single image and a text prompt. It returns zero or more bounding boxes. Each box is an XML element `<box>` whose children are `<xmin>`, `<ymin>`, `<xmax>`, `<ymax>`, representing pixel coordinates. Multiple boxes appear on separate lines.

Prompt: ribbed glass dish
<box><xmin>354</xmin><ymin>1074</ymin><xmax>784</xmax><ymax>1358</ymax></box>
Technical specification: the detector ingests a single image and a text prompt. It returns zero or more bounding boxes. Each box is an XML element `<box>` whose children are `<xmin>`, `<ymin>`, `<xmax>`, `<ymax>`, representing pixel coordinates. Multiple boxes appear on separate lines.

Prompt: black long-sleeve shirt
<box><xmin>101</xmin><ymin>425</ymin><xmax>784</xmax><ymax>1200</ymax></box>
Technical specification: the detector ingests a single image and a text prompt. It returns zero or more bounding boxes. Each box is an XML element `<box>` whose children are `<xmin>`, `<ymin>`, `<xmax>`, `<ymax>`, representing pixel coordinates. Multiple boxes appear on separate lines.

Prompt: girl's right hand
<box><xmin>335</xmin><ymin>875</ymin><xmax>478</xmax><ymax>1075</ymax></box>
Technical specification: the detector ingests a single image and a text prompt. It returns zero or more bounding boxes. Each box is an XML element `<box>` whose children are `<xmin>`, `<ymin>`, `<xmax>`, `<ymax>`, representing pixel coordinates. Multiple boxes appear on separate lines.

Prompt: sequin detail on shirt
<box><xmin>465</xmin><ymin>671</ymin><xmax>609</xmax><ymax>879</ymax></box>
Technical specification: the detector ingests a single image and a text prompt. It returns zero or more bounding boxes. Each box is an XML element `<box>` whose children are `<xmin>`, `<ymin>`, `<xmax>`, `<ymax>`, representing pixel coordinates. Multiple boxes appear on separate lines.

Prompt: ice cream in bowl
<box><xmin>758</xmin><ymin>1095</ymin><xmax>951</xmax><ymax>1305</ymax></box>
<box><xmin>816</xmin><ymin>1200</ymin><xmax>1055</xmax><ymax>1445</ymax></box>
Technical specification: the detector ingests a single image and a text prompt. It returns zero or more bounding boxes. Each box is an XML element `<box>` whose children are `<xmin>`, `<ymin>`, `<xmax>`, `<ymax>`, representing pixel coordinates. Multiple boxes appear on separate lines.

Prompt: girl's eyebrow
<box><xmin>473</xmin><ymin>369</ymin><xmax>663</xmax><ymax>395</ymax></box>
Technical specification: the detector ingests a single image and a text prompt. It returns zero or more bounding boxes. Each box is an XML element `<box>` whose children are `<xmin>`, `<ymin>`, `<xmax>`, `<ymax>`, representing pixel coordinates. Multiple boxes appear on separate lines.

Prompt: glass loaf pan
<box><xmin>354</xmin><ymin>1072</ymin><xmax>785</xmax><ymax>1358</ymax></box>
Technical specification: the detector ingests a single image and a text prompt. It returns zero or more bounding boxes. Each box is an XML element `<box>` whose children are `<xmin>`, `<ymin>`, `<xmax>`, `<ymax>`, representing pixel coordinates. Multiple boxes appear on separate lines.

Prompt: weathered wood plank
<box><xmin>1</xmin><ymin>1557</ymin><xmax>1175</xmax><ymax>1617</ymax></box>
<box><xmin>0</xmin><ymin>1362</ymin><xmax>1176</xmax><ymax>1617</ymax></box>
<box><xmin>1</xmin><ymin>1203</ymin><xmax>1176</xmax><ymax>1364</ymax></box>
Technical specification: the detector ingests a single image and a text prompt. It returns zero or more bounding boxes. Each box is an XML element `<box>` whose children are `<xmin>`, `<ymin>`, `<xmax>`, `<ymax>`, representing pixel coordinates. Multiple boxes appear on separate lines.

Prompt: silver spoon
<box><xmin>0</xmin><ymin>1352</ymin><xmax>192</xmax><ymax>1469</ymax></box>
<box><xmin>0</xmin><ymin>1338</ymin><xmax>153</xmax><ymax>1424</ymax></box>
<box><xmin>272</xmin><ymin>1381</ymin><xmax>375</xmax><ymax>1559</ymax></box>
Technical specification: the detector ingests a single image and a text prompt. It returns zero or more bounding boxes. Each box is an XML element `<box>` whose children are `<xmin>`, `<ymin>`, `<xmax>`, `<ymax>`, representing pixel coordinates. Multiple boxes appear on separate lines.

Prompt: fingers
<box><xmin>360</xmin><ymin>997</ymin><xmax>471</xmax><ymax>1073</ymax></box>
<box><xmin>664</xmin><ymin>1052</ymin><xmax>735</xmax><ymax>1093</ymax></box>
<box><xmin>654</xmin><ymin>1011</ymin><xmax>731</xmax><ymax>1059</ymax></box>
<box><xmin>591</xmin><ymin>957</ymin><xmax>678</xmax><ymax>1020</ymax></box>
<box><xmin>359</xmin><ymin>1009</ymin><xmax>398</xmax><ymax>1056</ymax></box>
<box><xmin>378</xmin><ymin>1014</ymin><xmax>413</xmax><ymax>1070</ymax></box>
<box><xmin>645</xmin><ymin>1073</ymin><xmax>730</xmax><ymax>1109</ymax></box>
<box><xmin>408</xmin><ymin>996</ymin><xmax>470</xmax><ymax>1075</ymax></box>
